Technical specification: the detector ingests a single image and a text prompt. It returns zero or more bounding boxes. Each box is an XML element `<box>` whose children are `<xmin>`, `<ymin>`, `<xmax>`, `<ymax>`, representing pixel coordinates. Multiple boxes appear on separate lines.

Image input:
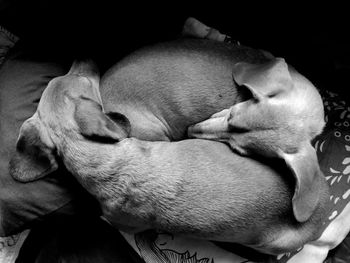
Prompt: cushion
<box><xmin>0</xmin><ymin>41</ymin><xmax>98</xmax><ymax>237</ymax></box>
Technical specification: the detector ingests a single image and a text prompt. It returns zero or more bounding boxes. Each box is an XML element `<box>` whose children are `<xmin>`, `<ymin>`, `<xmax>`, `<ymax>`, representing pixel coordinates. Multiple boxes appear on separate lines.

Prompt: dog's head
<box><xmin>10</xmin><ymin>60</ymin><xmax>130</xmax><ymax>183</ymax></box>
<box><xmin>189</xmin><ymin>58</ymin><xmax>326</xmax><ymax>222</ymax></box>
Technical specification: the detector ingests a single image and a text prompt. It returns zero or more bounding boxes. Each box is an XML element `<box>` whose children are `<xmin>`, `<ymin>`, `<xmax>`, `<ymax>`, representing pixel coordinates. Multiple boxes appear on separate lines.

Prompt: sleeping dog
<box><xmin>10</xmin><ymin>60</ymin><xmax>329</xmax><ymax>255</ymax></box>
<box><xmin>100</xmin><ymin>38</ymin><xmax>326</xmax><ymax>222</ymax></box>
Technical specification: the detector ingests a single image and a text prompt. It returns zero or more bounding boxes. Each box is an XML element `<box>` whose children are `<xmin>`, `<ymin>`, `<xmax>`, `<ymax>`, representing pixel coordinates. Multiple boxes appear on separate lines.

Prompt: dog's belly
<box><xmin>100</xmin><ymin>39</ymin><xmax>268</xmax><ymax>141</ymax></box>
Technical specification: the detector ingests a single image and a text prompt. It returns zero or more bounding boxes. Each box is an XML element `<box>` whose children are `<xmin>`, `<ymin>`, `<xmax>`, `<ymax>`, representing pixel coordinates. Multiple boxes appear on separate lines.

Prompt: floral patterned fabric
<box><xmin>0</xmin><ymin>231</ymin><xmax>29</xmax><ymax>263</ymax></box>
<box><xmin>317</xmin><ymin>90</ymin><xmax>350</xmax><ymax>226</ymax></box>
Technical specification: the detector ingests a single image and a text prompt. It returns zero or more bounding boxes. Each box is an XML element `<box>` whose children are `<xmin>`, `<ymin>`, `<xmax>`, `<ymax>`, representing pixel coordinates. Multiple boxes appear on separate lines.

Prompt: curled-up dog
<box><xmin>10</xmin><ymin>60</ymin><xmax>329</xmax><ymax>255</ymax></box>
<box><xmin>100</xmin><ymin>38</ymin><xmax>326</xmax><ymax>223</ymax></box>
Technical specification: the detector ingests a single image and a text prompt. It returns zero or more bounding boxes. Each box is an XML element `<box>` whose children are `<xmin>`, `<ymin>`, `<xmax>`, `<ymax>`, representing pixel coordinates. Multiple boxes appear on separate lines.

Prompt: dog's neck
<box><xmin>58</xmin><ymin>135</ymin><xmax>147</xmax><ymax>202</ymax></box>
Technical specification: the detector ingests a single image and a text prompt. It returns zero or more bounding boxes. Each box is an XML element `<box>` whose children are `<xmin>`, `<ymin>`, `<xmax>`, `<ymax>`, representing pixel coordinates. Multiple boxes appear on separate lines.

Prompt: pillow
<box><xmin>0</xmin><ymin>41</ymin><xmax>98</xmax><ymax>237</ymax></box>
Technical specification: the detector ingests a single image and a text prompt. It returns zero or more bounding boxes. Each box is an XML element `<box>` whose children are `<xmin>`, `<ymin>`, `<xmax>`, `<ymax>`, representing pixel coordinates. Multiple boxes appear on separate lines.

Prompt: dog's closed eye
<box><xmin>227</xmin><ymin>125</ymin><xmax>250</xmax><ymax>133</ymax></box>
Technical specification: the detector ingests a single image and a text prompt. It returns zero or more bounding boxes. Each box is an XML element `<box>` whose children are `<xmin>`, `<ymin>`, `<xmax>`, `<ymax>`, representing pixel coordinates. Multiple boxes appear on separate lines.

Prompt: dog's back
<box><xmin>97</xmin><ymin>138</ymin><xmax>329</xmax><ymax>255</ymax></box>
<box><xmin>100</xmin><ymin>39</ymin><xmax>269</xmax><ymax>141</ymax></box>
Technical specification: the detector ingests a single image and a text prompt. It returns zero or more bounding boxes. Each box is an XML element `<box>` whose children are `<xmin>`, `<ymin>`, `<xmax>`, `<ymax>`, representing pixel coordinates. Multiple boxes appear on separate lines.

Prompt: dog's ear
<box><xmin>74</xmin><ymin>97</ymin><xmax>130</xmax><ymax>142</ymax></box>
<box><xmin>280</xmin><ymin>143</ymin><xmax>323</xmax><ymax>222</ymax></box>
<box><xmin>232</xmin><ymin>58</ymin><xmax>293</xmax><ymax>100</ymax></box>
<box><xmin>9</xmin><ymin>118</ymin><xmax>58</xmax><ymax>182</ymax></box>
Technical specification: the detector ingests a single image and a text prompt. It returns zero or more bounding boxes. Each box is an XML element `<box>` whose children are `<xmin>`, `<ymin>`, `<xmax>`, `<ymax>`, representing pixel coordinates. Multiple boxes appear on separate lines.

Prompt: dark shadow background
<box><xmin>1</xmin><ymin>0</ymin><xmax>349</xmax><ymax>99</ymax></box>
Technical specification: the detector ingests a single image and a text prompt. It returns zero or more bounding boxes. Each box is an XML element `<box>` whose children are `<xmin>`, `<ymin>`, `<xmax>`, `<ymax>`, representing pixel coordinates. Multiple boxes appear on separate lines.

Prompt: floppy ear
<box><xmin>232</xmin><ymin>58</ymin><xmax>293</xmax><ymax>100</ymax></box>
<box><xmin>74</xmin><ymin>97</ymin><xmax>131</xmax><ymax>142</ymax></box>
<box><xmin>280</xmin><ymin>143</ymin><xmax>323</xmax><ymax>222</ymax></box>
<box><xmin>9</xmin><ymin>119</ymin><xmax>58</xmax><ymax>182</ymax></box>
